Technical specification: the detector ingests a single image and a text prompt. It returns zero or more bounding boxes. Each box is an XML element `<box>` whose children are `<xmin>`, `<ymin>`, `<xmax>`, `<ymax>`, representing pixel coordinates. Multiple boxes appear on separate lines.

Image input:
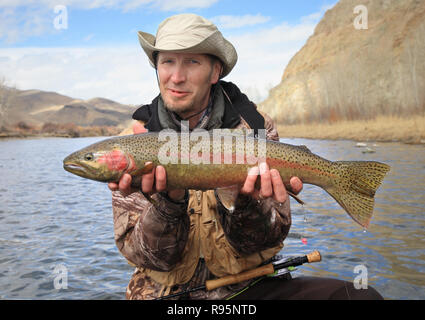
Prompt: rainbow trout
<box><xmin>63</xmin><ymin>131</ymin><xmax>390</xmax><ymax>228</ymax></box>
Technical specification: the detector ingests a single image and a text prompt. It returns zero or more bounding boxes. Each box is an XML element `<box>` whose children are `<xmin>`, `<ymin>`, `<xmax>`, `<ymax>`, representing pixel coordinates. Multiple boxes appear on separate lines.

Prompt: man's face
<box><xmin>156</xmin><ymin>52</ymin><xmax>221</xmax><ymax>116</ymax></box>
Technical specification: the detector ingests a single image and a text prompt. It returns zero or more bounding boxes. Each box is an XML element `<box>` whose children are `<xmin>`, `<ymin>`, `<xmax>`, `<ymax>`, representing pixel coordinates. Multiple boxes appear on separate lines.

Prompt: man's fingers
<box><xmin>289</xmin><ymin>176</ymin><xmax>303</xmax><ymax>195</ymax></box>
<box><xmin>270</xmin><ymin>169</ymin><xmax>288</xmax><ymax>203</ymax></box>
<box><xmin>259</xmin><ymin>162</ymin><xmax>272</xmax><ymax>198</ymax></box>
<box><xmin>118</xmin><ymin>174</ymin><xmax>132</xmax><ymax>195</ymax></box>
<box><xmin>240</xmin><ymin>166</ymin><xmax>259</xmax><ymax>194</ymax></box>
<box><xmin>141</xmin><ymin>162</ymin><xmax>155</xmax><ymax>194</ymax></box>
<box><xmin>155</xmin><ymin>165</ymin><xmax>167</xmax><ymax>192</ymax></box>
<box><xmin>108</xmin><ymin>182</ymin><xmax>118</xmax><ymax>192</ymax></box>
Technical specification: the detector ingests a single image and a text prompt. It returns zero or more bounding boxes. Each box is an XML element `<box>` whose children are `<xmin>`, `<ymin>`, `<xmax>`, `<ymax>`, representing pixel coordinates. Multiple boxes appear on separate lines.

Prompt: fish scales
<box><xmin>63</xmin><ymin>132</ymin><xmax>390</xmax><ymax>228</ymax></box>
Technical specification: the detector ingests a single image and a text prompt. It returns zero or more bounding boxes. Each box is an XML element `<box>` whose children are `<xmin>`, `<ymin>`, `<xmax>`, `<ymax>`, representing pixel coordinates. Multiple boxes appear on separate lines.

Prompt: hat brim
<box><xmin>137</xmin><ymin>31</ymin><xmax>237</xmax><ymax>78</ymax></box>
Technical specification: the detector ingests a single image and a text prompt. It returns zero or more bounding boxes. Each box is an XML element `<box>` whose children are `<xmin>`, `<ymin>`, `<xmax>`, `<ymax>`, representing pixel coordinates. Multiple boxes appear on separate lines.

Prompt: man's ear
<box><xmin>211</xmin><ymin>61</ymin><xmax>222</xmax><ymax>84</ymax></box>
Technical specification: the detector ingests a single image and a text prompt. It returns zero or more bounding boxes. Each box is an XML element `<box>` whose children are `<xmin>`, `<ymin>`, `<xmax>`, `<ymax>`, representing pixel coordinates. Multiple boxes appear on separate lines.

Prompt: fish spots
<box><xmin>267</xmin><ymin>157</ymin><xmax>332</xmax><ymax>177</ymax></box>
<box><xmin>98</xmin><ymin>149</ymin><xmax>128</xmax><ymax>172</ymax></box>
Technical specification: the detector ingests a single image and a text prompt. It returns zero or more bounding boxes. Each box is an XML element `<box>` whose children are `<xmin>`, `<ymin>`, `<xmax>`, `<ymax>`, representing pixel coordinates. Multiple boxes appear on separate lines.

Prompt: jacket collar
<box><xmin>132</xmin><ymin>80</ymin><xmax>262</xmax><ymax>132</ymax></box>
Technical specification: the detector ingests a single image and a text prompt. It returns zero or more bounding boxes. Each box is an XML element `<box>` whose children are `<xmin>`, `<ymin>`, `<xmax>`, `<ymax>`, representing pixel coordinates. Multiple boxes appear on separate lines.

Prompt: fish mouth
<box><xmin>63</xmin><ymin>162</ymin><xmax>86</xmax><ymax>174</ymax></box>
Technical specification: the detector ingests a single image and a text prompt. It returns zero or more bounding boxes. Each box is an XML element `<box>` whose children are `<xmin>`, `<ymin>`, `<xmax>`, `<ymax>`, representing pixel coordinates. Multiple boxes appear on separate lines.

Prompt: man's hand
<box><xmin>108</xmin><ymin>166</ymin><xmax>185</xmax><ymax>201</ymax></box>
<box><xmin>240</xmin><ymin>162</ymin><xmax>303</xmax><ymax>202</ymax></box>
<box><xmin>108</xmin><ymin>164</ymin><xmax>186</xmax><ymax>201</ymax></box>
<box><xmin>108</xmin><ymin>122</ymin><xmax>185</xmax><ymax>201</ymax></box>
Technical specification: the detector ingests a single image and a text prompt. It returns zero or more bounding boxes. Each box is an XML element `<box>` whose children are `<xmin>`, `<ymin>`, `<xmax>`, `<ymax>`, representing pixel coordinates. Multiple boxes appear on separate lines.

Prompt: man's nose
<box><xmin>170</xmin><ymin>65</ymin><xmax>186</xmax><ymax>83</ymax></box>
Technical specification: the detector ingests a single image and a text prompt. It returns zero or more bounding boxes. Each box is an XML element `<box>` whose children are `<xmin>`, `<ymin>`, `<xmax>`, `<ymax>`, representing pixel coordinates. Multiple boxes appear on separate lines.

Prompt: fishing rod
<box><xmin>157</xmin><ymin>250</ymin><xmax>321</xmax><ymax>300</ymax></box>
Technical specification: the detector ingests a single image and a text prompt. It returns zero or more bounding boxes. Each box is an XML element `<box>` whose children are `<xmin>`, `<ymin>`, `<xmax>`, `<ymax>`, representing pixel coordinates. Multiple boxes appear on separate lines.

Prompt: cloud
<box><xmin>0</xmin><ymin>19</ymin><xmax>316</xmax><ymax>105</ymax></box>
<box><xmin>0</xmin><ymin>6</ymin><xmax>53</xmax><ymax>44</ymax></box>
<box><xmin>83</xmin><ymin>33</ymin><xmax>95</xmax><ymax>42</ymax></box>
<box><xmin>301</xmin><ymin>3</ymin><xmax>336</xmax><ymax>24</ymax></box>
<box><xmin>0</xmin><ymin>0</ymin><xmax>219</xmax><ymax>44</ymax></box>
<box><xmin>225</xmin><ymin>21</ymin><xmax>318</xmax><ymax>103</ymax></box>
<box><xmin>0</xmin><ymin>0</ymin><xmax>219</xmax><ymax>11</ymax></box>
<box><xmin>144</xmin><ymin>0</ymin><xmax>219</xmax><ymax>11</ymax></box>
<box><xmin>0</xmin><ymin>46</ymin><xmax>158</xmax><ymax>105</ymax></box>
<box><xmin>0</xmin><ymin>4</ymin><xmax>335</xmax><ymax>105</ymax></box>
<box><xmin>224</xmin><ymin>3</ymin><xmax>336</xmax><ymax>103</ymax></box>
<box><xmin>210</xmin><ymin>14</ymin><xmax>270</xmax><ymax>29</ymax></box>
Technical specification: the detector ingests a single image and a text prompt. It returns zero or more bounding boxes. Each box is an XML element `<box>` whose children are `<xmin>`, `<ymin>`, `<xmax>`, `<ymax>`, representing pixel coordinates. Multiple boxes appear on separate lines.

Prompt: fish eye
<box><xmin>84</xmin><ymin>153</ymin><xmax>94</xmax><ymax>161</ymax></box>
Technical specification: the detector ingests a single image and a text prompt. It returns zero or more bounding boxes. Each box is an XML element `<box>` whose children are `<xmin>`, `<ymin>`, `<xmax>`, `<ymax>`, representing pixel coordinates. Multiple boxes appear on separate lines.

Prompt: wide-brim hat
<box><xmin>137</xmin><ymin>13</ymin><xmax>237</xmax><ymax>78</ymax></box>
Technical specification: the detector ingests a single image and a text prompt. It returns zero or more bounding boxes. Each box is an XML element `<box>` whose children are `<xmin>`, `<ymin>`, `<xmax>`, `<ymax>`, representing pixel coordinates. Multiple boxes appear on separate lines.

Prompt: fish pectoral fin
<box><xmin>287</xmin><ymin>190</ymin><xmax>305</xmax><ymax>205</ymax></box>
<box><xmin>131</xmin><ymin>162</ymin><xmax>155</xmax><ymax>176</ymax></box>
<box><xmin>216</xmin><ymin>185</ymin><xmax>240</xmax><ymax>213</ymax></box>
<box><xmin>129</xmin><ymin>163</ymin><xmax>155</xmax><ymax>188</ymax></box>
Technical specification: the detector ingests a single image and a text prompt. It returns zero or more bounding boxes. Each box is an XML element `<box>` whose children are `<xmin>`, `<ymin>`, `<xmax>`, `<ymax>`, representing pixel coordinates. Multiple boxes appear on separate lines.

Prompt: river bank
<box><xmin>1</xmin><ymin>136</ymin><xmax>424</xmax><ymax>299</ymax></box>
<box><xmin>1</xmin><ymin>116</ymin><xmax>424</xmax><ymax>144</ymax></box>
<box><xmin>277</xmin><ymin>115</ymin><xmax>425</xmax><ymax>144</ymax></box>
<box><xmin>0</xmin><ymin>122</ymin><xmax>122</xmax><ymax>139</ymax></box>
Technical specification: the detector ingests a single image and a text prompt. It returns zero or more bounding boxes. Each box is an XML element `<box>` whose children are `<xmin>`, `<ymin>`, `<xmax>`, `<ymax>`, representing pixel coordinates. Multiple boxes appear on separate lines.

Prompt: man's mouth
<box><xmin>168</xmin><ymin>88</ymin><xmax>190</xmax><ymax>98</ymax></box>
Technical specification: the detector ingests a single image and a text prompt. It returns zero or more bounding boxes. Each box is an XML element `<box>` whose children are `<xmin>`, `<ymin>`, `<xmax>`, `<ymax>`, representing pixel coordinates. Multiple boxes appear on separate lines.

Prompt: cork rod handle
<box><xmin>205</xmin><ymin>264</ymin><xmax>275</xmax><ymax>291</ymax></box>
<box><xmin>307</xmin><ymin>250</ymin><xmax>322</xmax><ymax>263</ymax></box>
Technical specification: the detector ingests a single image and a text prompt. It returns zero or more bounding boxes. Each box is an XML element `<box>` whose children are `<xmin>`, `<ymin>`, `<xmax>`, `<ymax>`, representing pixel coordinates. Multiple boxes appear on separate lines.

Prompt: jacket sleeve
<box><xmin>112</xmin><ymin>191</ymin><xmax>189</xmax><ymax>272</ymax></box>
<box><xmin>216</xmin><ymin>113</ymin><xmax>291</xmax><ymax>255</ymax></box>
<box><xmin>216</xmin><ymin>194</ymin><xmax>291</xmax><ymax>255</ymax></box>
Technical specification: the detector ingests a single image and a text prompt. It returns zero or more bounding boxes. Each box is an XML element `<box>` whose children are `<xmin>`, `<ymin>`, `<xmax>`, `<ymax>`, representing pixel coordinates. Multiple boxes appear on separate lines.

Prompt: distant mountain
<box><xmin>259</xmin><ymin>0</ymin><xmax>425</xmax><ymax>124</ymax></box>
<box><xmin>6</xmin><ymin>88</ymin><xmax>137</xmax><ymax>128</ymax></box>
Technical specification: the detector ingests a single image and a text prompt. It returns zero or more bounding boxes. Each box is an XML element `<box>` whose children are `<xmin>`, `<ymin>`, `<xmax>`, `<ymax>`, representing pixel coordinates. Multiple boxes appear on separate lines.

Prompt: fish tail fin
<box><xmin>325</xmin><ymin>161</ymin><xmax>390</xmax><ymax>228</ymax></box>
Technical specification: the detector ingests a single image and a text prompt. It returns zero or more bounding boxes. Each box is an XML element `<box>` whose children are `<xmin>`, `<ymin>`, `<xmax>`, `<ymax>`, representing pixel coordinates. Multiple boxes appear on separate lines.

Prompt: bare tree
<box><xmin>299</xmin><ymin>71</ymin><xmax>318</xmax><ymax>122</ymax></box>
<box><xmin>317</xmin><ymin>55</ymin><xmax>351</xmax><ymax>122</ymax></box>
<box><xmin>347</xmin><ymin>53</ymin><xmax>368</xmax><ymax>119</ymax></box>
<box><xmin>404</xmin><ymin>21</ymin><xmax>425</xmax><ymax>114</ymax></box>
<box><xmin>0</xmin><ymin>77</ymin><xmax>17</xmax><ymax>127</ymax></box>
<box><xmin>315</xmin><ymin>49</ymin><xmax>371</xmax><ymax>123</ymax></box>
<box><xmin>406</xmin><ymin>34</ymin><xmax>420</xmax><ymax>111</ymax></box>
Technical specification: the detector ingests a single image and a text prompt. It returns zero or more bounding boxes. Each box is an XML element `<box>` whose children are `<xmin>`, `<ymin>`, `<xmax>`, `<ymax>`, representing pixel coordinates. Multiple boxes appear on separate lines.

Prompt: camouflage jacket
<box><xmin>112</xmin><ymin>81</ymin><xmax>291</xmax><ymax>299</ymax></box>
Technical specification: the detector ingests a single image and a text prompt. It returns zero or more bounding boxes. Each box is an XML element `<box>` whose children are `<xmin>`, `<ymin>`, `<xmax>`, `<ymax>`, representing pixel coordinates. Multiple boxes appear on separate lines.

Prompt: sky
<box><xmin>0</xmin><ymin>0</ymin><xmax>336</xmax><ymax>105</ymax></box>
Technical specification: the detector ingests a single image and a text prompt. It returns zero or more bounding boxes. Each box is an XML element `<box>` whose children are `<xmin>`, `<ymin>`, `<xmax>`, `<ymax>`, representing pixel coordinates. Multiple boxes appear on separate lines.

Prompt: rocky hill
<box><xmin>3</xmin><ymin>88</ymin><xmax>137</xmax><ymax>129</ymax></box>
<box><xmin>259</xmin><ymin>0</ymin><xmax>425</xmax><ymax>124</ymax></box>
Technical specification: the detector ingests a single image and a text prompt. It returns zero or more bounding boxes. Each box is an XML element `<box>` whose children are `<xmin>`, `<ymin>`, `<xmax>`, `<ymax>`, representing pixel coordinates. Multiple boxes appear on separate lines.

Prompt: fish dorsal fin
<box><xmin>298</xmin><ymin>145</ymin><xmax>311</xmax><ymax>153</ymax></box>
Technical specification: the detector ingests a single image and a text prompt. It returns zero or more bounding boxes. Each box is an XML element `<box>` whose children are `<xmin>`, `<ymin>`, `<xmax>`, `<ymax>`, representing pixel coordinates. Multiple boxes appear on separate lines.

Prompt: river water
<box><xmin>0</xmin><ymin>136</ymin><xmax>423</xmax><ymax>300</ymax></box>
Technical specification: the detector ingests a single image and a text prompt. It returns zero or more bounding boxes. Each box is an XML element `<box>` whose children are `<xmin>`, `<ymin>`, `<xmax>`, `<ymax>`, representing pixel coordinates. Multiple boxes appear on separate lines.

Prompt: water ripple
<box><xmin>0</xmin><ymin>137</ymin><xmax>424</xmax><ymax>299</ymax></box>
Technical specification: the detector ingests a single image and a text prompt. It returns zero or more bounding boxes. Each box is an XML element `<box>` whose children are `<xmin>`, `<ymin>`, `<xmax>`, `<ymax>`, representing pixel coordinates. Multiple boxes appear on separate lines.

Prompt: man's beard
<box><xmin>163</xmin><ymin>100</ymin><xmax>195</xmax><ymax>118</ymax></box>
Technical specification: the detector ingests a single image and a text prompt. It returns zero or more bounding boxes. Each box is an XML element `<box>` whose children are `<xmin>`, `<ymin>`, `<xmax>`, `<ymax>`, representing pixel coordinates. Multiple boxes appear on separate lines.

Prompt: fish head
<box><xmin>63</xmin><ymin>145</ymin><xmax>131</xmax><ymax>183</ymax></box>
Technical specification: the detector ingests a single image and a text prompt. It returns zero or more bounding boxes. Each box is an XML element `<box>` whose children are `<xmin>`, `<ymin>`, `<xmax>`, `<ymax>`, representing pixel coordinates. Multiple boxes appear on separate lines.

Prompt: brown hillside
<box><xmin>259</xmin><ymin>0</ymin><xmax>425</xmax><ymax>125</ymax></box>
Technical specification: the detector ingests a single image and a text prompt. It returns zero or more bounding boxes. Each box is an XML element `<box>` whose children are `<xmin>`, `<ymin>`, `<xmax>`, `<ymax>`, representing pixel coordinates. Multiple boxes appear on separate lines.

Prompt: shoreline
<box><xmin>276</xmin><ymin>115</ymin><xmax>425</xmax><ymax>145</ymax></box>
<box><xmin>1</xmin><ymin>115</ymin><xmax>424</xmax><ymax>145</ymax></box>
<box><xmin>0</xmin><ymin>132</ymin><xmax>109</xmax><ymax>139</ymax></box>
<box><xmin>0</xmin><ymin>123</ymin><xmax>122</xmax><ymax>139</ymax></box>
<box><xmin>0</xmin><ymin>132</ymin><xmax>77</xmax><ymax>139</ymax></box>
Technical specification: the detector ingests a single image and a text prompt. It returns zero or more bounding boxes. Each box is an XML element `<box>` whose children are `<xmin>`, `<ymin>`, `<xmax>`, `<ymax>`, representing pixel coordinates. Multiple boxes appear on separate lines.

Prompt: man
<box><xmin>109</xmin><ymin>14</ymin><xmax>383</xmax><ymax>300</ymax></box>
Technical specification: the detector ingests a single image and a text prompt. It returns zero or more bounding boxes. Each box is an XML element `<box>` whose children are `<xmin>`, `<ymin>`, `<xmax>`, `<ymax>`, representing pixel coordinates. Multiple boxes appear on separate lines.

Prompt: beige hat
<box><xmin>137</xmin><ymin>13</ymin><xmax>237</xmax><ymax>78</ymax></box>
